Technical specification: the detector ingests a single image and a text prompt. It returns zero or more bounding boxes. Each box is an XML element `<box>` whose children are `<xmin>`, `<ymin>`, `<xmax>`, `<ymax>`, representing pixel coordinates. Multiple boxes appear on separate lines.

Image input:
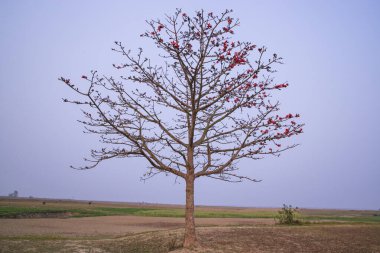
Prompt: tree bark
<box><xmin>183</xmin><ymin>174</ymin><xmax>197</xmax><ymax>248</ymax></box>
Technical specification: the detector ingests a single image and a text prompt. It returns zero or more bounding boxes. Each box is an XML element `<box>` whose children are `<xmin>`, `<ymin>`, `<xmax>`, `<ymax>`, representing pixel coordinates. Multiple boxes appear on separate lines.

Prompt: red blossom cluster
<box><xmin>239</xmin><ymin>82</ymin><xmax>254</xmax><ymax>91</ymax></box>
<box><xmin>231</xmin><ymin>52</ymin><xmax>246</xmax><ymax>65</ymax></box>
<box><xmin>157</xmin><ymin>24</ymin><xmax>164</xmax><ymax>32</ymax></box>
<box><xmin>285</xmin><ymin>113</ymin><xmax>293</xmax><ymax>119</ymax></box>
<box><xmin>274</xmin><ymin>83</ymin><xmax>288</xmax><ymax>89</ymax></box>
<box><xmin>223</xmin><ymin>41</ymin><xmax>228</xmax><ymax>52</ymax></box>
<box><xmin>171</xmin><ymin>41</ymin><xmax>179</xmax><ymax>49</ymax></box>
<box><xmin>267</xmin><ymin>118</ymin><xmax>276</xmax><ymax>124</ymax></box>
<box><xmin>223</xmin><ymin>27</ymin><xmax>234</xmax><ymax>34</ymax></box>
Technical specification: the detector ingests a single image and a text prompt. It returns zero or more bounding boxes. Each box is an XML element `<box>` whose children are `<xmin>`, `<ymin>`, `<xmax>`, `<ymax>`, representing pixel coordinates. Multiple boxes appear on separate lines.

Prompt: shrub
<box><xmin>275</xmin><ymin>204</ymin><xmax>302</xmax><ymax>225</ymax></box>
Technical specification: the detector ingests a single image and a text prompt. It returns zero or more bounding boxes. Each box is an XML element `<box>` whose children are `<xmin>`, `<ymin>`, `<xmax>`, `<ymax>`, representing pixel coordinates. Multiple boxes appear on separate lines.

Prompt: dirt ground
<box><xmin>0</xmin><ymin>216</ymin><xmax>379</xmax><ymax>253</ymax></box>
<box><xmin>171</xmin><ymin>225</ymin><xmax>380</xmax><ymax>253</ymax></box>
<box><xmin>0</xmin><ymin>215</ymin><xmax>273</xmax><ymax>237</ymax></box>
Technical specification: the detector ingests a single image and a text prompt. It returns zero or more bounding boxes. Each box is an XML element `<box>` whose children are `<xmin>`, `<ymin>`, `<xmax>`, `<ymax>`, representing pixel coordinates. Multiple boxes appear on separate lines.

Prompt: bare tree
<box><xmin>8</xmin><ymin>190</ymin><xmax>18</xmax><ymax>198</ymax></box>
<box><xmin>60</xmin><ymin>9</ymin><xmax>303</xmax><ymax>248</ymax></box>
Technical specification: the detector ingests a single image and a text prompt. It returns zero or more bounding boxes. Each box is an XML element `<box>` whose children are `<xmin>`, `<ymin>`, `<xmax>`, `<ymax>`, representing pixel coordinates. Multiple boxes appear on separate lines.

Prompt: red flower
<box><xmin>223</xmin><ymin>27</ymin><xmax>229</xmax><ymax>32</ymax></box>
<box><xmin>274</xmin><ymin>83</ymin><xmax>288</xmax><ymax>89</ymax></box>
<box><xmin>223</xmin><ymin>41</ymin><xmax>228</xmax><ymax>52</ymax></box>
<box><xmin>286</xmin><ymin>113</ymin><xmax>293</xmax><ymax>119</ymax></box>
<box><xmin>157</xmin><ymin>24</ymin><xmax>164</xmax><ymax>32</ymax></box>
<box><xmin>232</xmin><ymin>52</ymin><xmax>246</xmax><ymax>65</ymax></box>
<box><xmin>171</xmin><ymin>41</ymin><xmax>179</xmax><ymax>49</ymax></box>
<box><xmin>207</xmin><ymin>23</ymin><xmax>212</xmax><ymax>29</ymax></box>
<box><xmin>227</xmin><ymin>17</ymin><xmax>233</xmax><ymax>24</ymax></box>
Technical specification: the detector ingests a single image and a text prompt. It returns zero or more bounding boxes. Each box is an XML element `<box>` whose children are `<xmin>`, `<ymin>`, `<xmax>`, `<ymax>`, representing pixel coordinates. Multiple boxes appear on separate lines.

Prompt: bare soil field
<box><xmin>0</xmin><ymin>221</ymin><xmax>379</xmax><ymax>253</ymax></box>
<box><xmin>0</xmin><ymin>198</ymin><xmax>379</xmax><ymax>252</ymax></box>
<box><xmin>0</xmin><ymin>216</ymin><xmax>273</xmax><ymax>237</ymax></box>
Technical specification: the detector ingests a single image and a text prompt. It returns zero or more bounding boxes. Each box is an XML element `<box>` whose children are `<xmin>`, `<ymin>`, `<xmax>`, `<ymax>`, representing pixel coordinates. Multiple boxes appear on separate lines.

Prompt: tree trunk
<box><xmin>183</xmin><ymin>174</ymin><xmax>197</xmax><ymax>248</ymax></box>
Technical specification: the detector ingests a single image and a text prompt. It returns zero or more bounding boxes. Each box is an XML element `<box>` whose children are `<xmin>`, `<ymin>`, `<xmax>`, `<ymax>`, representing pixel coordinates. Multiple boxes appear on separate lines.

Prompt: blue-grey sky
<box><xmin>1</xmin><ymin>0</ymin><xmax>379</xmax><ymax>210</ymax></box>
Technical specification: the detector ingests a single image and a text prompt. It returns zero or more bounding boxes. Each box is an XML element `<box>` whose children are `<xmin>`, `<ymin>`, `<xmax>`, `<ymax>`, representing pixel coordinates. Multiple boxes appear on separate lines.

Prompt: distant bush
<box><xmin>275</xmin><ymin>204</ymin><xmax>302</xmax><ymax>225</ymax></box>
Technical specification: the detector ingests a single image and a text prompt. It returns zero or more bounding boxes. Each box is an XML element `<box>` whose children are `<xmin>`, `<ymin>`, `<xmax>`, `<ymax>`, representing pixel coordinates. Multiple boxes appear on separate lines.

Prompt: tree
<box><xmin>60</xmin><ymin>9</ymin><xmax>303</xmax><ymax>248</ymax></box>
<box><xmin>8</xmin><ymin>190</ymin><xmax>18</xmax><ymax>198</ymax></box>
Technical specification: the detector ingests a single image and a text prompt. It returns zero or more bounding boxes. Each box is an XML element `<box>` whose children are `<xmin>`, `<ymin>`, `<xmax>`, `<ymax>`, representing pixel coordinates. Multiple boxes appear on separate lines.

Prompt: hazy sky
<box><xmin>1</xmin><ymin>0</ymin><xmax>379</xmax><ymax>210</ymax></box>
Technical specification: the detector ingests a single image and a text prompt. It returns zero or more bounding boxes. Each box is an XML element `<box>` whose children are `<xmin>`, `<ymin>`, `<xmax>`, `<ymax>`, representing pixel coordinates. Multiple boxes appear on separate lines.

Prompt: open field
<box><xmin>0</xmin><ymin>198</ymin><xmax>379</xmax><ymax>252</ymax></box>
<box><xmin>1</xmin><ymin>198</ymin><xmax>379</xmax><ymax>222</ymax></box>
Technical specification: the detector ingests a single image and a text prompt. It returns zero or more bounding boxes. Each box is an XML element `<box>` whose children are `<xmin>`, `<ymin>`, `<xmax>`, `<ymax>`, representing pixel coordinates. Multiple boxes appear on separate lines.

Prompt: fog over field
<box><xmin>0</xmin><ymin>0</ymin><xmax>379</xmax><ymax>210</ymax></box>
